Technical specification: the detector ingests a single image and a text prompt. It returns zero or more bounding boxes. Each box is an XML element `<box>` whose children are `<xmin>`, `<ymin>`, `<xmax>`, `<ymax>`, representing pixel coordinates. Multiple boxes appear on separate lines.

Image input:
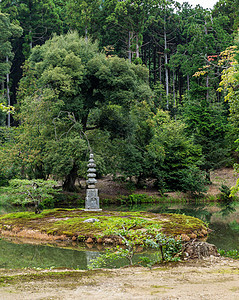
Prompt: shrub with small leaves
<box><xmin>0</xmin><ymin>179</ymin><xmax>59</xmax><ymax>208</ymax></box>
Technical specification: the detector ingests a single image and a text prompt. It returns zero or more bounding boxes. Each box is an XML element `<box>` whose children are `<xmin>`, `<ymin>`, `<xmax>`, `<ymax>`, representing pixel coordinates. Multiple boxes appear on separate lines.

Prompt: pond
<box><xmin>0</xmin><ymin>200</ymin><xmax>238</xmax><ymax>269</ymax></box>
<box><xmin>0</xmin><ymin>238</ymin><xmax>159</xmax><ymax>270</ymax></box>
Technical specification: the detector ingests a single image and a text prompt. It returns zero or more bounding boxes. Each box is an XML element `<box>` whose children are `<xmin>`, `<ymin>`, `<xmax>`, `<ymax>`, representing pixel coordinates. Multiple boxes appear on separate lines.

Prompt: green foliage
<box><xmin>0</xmin><ymin>171</ymin><xmax>8</xmax><ymax>187</ymax></box>
<box><xmin>20</xmin><ymin>31</ymin><xmax>152</xmax><ymax>128</ymax></box>
<box><xmin>229</xmin><ymin>220</ymin><xmax>239</xmax><ymax>232</ymax></box>
<box><xmin>127</xmin><ymin>194</ymin><xmax>157</xmax><ymax>204</ymax></box>
<box><xmin>1</xmin><ymin>0</ymin><xmax>62</xmax><ymax>58</ymax></box>
<box><xmin>181</xmin><ymin>96</ymin><xmax>232</xmax><ymax>179</ymax></box>
<box><xmin>212</xmin><ymin>0</ymin><xmax>239</xmax><ymax>33</ymax></box>
<box><xmin>145</xmin><ymin>110</ymin><xmax>205</xmax><ymax>192</ymax></box>
<box><xmin>146</xmin><ymin>233</ymin><xmax>182</xmax><ymax>262</ymax></box>
<box><xmin>50</xmin><ymin>192</ymin><xmax>84</xmax><ymax>208</ymax></box>
<box><xmin>178</xmin><ymin>166</ymin><xmax>208</xmax><ymax>195</ymax></box>
<box><xmin>0</xmin><ymin>12</ymin><xmax>22</xmax><ymax>81</ymax></box>
<box><xmin>219</xmin><ymin>184</ymin><xmax>233</xmax><ymax>202</ymax></box>
<box><xmin>218</xmin><ymin>249</ymin><xmax>239</xmax><ymax>260</ymax></box>
<box><xmin>9</xmin><ymin>32</ymin><xmax>154</xmax><ymax>191</ymax></box>
<box><xmin>89</xmin><ymin>232</ymin><xmax>182</xmax><ymax>269</ymax></box>
<box><xmin>0</xmin><ymin>179</ymin><xmax>59</xmax><ymax>207</ymax></box>
<box><xmin>65</xmin><ymin>0</ymin><xmax>101</xmax><ymax>39</ymax></box>
<box><xmin>88</xmin><ymin>247</ymin><xmax>127</xmax><ymax>269</ymax></box>
<box><xmin>0</xmin><ymin>3</ymin><xmax>236</xmax><ymax>196</ymax></box>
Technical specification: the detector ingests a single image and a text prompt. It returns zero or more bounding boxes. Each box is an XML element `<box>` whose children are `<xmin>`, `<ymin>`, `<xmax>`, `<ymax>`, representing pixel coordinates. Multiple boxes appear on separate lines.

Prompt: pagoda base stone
<box><xmin>84</xmin><ymin>208</ymin><xmax>102</xmax><ymax>211</ymax></box>
<box><xmin>85</xmin><ymin>189</ymin><xmax>101</xmax><ymax>211</ymax></box>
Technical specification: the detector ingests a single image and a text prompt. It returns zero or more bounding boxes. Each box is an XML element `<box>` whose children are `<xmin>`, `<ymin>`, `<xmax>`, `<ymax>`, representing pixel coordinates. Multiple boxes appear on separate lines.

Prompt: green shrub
<box><xmin>218</xmin><ymin>249</ymin><xmax>239</xmax><ymax>260</ymax></box>
<box><xmin>146</xmin><ymin>233</ymin><xmax>182</xmax><ymax>262</ymax></box>
<box><xmin>88</xmin><ymin>233</ymin><xmax>182</xmax><ymax>270</ymax></box>
<box><xmin>116</xmin><ymin>193</ymin><xmax>158</xmax><ymax>205</ymax></box>
<box><xmin>128</xmin><ymin>193</ymin><xmax>156</xmax><ymax>204</ymax></box>
<box><xmin>0</xmin><ymin>172</ymin><xmax>8</xmax><ymax>187</ymax></box>
<box><xmin>50</xmin><ymin>192</ymin><xmax>83</xmax><ymax>208</ymax></box>
<box><xmin>219</xmin><ymin>184</ymin><xmax>233</xmax><ymax>202</ymax></box>
<box><xmin>0</xmin><ymin>179</ymin><xmax>59</xmax><ymax>207</ymax></box>
<box><xmin>178</xmin><ymin>166</ymin><xmax>208</xmax><ymax>195</ymax></box>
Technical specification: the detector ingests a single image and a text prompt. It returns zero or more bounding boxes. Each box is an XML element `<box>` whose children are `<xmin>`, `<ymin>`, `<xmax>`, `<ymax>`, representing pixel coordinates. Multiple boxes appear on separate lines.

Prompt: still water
<box><xmin>0</xmin><ymin>201</ymin><xmax>238</xmax><ymax>269</ymax></box>
<box><xmin>0</xmin><ymin>238</ymin><xmax>158</xmax><ymax>270</ymax></box>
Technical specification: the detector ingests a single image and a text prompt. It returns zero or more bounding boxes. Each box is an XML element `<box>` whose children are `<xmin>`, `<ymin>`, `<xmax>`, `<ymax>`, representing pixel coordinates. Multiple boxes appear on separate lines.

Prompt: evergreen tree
<box><xmin>11</xmin><ymin>32</ymin><xmax>153</xmax><ymax>190</ymax></box>
<box><xmin>0</xmin><ymin>11</ymin><xmax>22</xmax><ymax>125</ymax></box>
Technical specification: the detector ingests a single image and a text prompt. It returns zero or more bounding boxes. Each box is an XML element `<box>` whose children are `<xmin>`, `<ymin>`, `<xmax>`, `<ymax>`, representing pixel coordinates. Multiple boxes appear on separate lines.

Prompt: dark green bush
<box><xmin>218</xmin><ymin>249</ymin><xmax>239</xmax><ymax>260</ymax></box>
<box><xmin>219</xmin><ymin>184</ymin><xmax>233</xmax><ymax>202</ymax></box>
<box><xmin>0</xmin><ymin>172</ymin><xmax>9</xmax><ymax>187</ymax></box>
<box><xmin>51</xmin><ymin>192</ymin><xmax>84</xmax><ymax>208</ymax></box>
<box><xmin>128</xmin><ymin>193</ymin><xmax>156</xmax><ymax>204</ymax></box>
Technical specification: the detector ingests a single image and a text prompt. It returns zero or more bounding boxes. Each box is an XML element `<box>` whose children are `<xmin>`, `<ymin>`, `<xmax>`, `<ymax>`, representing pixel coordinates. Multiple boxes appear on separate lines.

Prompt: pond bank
<box><xmin>0</xmin><ymin>208</ymin><xmax>208</xmax><ymax>246</ymax></box>
<box><xmin>0</xmin><ymin>256</ymin><xmax>238</xmax><ymax>299</ymax></box>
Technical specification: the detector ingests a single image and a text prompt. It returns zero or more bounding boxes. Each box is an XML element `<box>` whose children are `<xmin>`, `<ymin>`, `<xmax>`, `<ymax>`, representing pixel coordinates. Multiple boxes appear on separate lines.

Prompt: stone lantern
<box><xmin>85</xmin><ymin>153</ymin><xmax>102</xmax><ymax>211</ymax></box>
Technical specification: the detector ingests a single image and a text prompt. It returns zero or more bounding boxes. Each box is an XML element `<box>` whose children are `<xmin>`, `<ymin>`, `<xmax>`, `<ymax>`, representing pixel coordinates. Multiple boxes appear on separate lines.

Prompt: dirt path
<box><xmin>0</xmin><ymin>256</ymin><xmax>239</xmax><ymax>299</ymax></box>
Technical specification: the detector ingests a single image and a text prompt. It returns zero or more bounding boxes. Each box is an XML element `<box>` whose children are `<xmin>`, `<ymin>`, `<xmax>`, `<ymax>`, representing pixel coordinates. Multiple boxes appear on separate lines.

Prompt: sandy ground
<box><xmin>0</xmin><ymin>256</ymin><xmax>239</xmax><ymax>300</ymax></box>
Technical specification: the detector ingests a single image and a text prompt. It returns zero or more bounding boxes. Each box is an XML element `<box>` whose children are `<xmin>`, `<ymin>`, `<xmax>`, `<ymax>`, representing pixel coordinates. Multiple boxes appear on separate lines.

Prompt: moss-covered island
<box><xmin>0</xmin><ymin>209</ymin><xmax>208</xmax><ymax>246</ymax></box>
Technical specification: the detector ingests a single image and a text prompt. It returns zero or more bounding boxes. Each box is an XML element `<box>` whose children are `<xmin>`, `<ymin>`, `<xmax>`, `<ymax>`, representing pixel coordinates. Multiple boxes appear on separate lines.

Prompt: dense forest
<box><xmin>0</xmin><ymin>0</ymin><xmax>239</xmax><ymax>196</ymax></box>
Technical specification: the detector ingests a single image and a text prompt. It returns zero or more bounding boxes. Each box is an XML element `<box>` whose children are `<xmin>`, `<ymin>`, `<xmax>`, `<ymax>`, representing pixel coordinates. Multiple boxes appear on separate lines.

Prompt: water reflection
<box><xmin>0</xmin><ymin>238</ymin><xmax>160</xmax><ymax>270</ymax></box>
<box><xmin>85</xmin><ymin>251</ymin><xmax>100</xmax><ymax>266</ymax></box>
<box><xmin>217</xmin><ymin>198</ymin><xmax>236</xmax><ymax>217</ymax></box>
<box><xmin>149</xmin><ymin>203</ymin><xmax>213</xmax><ymax>224</ymax></box>
<box><xmin>0</xmin><ymin>239</ymin><xmax>90</xmax><ymax>269</ymax></box>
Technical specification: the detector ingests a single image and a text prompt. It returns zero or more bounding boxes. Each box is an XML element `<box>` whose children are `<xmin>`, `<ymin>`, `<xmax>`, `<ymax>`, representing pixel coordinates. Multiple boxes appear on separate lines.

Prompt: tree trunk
<box><xmin>164</xmin><ymin>16</ymin><xmax>169</xmax><ymax>109</ymax></box>
<box><xmin>206</xmin><ymin>75</ymin><xmax>209</xmax><ymax>101</ymax></box>
<box><xmin>205</xmin><ymin>21</ymin><xmax>209</xmax><ymax>101</ymax></box>
<box><xmin>148</xmin><ymin>44</ymin><xmax>151</xmax><ymax>81</ymax></box>
<box><xmin>182</xmin><ymin>241</ymin><xmax>218</xmax><ymax>259</ymax></box>
<box><xmin>173</xmin><ymin>69</ymin><xmax>176</xmax><ymax>107</ymax></box>
<box><xmin>153</xmin><ymin>46</ymin><xmax>156</xmax><ymax>84</ymax></box>
<box><xmin>187</xmin><ymin>74</ymin><xmax>190</xmax><ymax>91</ymax></box>
<box><xmin>135</xmin><ymin>33</ymin><xmax>139</xmax><ymax>59</ymax></box>
<box><xmin>29</xmin><ymin>30</ymin><xmax>33</xmax><ymax>49</ymax></box>
<box><xmin>85</xmin><ymin>26</ymin><xmax>88</xmax><ymax>41</ymax></box>
<box><xmin>179</xmin><ymin>71</ymin><xmax>183</xmax><ymax>104</ymax></box>
<box><xmin>29</xmin><ymin>1</ymin><xmax>33</xmax><ymax>50</ymax></box>
<box><xmin>6</xmin><ymin>56</ymin><xmax>10</xmax><ymax>128</ymax></box>
<box><xmin>159</xmin><ymin>54</ymin><xmax>162</xmax><ymax>83</ymax></box>
<box><xmin>128</xmin><ymin>31</ymin><xmax>132</xmax><ymax>63</ymax></box>
<box><xmin>82</xmin><ymin>110</ymin><xmax>89</xmax><ymax>131</ymax></box>
<box><xmin>206</xmin><ymin>169</ymin><xmax>211</xmax><ymax>184</ymax></box>
<box><xmin>63</xmin><ymin>162</ymin><xmax>79</xmax><ymax>192</ymax></box>
<box><xmin>34</xmin><ymin>163</ymin><xmax>46</xmax><ymax>179</ymax></box>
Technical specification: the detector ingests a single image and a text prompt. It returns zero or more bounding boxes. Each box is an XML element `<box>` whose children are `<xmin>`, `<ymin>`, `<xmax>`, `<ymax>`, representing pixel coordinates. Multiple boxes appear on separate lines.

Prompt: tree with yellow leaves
<box><xmin>218</xmin><ymin>36</ymin><xmax>239</xmax><ymax>196</ymax></box>
<box><xmin>218</xmin><ymin>44</ymin><xmax>239</xmax><ymax>126</ymax></box>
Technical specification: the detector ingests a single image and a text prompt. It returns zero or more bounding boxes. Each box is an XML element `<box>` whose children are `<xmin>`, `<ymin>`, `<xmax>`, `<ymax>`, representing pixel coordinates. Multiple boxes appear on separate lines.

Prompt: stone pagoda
<box><xmin>85</xmin><ymin>153</ymin><xmax>102</xmax><ymax>211</ymax></box>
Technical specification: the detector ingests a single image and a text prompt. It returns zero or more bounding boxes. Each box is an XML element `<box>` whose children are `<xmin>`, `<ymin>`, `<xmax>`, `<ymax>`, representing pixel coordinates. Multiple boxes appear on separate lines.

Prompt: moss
<box><xmin>0</xmin><ymin>269</ymin><xmax>112</xmax><ymax>287</ymax></box>
<box><xmin>214</xmin><ymin>268</ymin><xmax>239</xmax><ymax>275</ymax></box>
<box><xmin>0</xmin><ymin>209</ymin><xmax>208</xmax><ymax>244</ymax></box>
<box><xmin>230</xmin><ymin>287</ymin><xmax>239</xmax><ymax>292</ymax></box>
<box><xmin>151</xmin><ymin>285</ymin><xmax>172</xmax><ymax>289</ymax></box>
<box><xmin>160</xmin><ymin>213</ymin><xmax>207</xmax><ymax>236</ymax></box>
